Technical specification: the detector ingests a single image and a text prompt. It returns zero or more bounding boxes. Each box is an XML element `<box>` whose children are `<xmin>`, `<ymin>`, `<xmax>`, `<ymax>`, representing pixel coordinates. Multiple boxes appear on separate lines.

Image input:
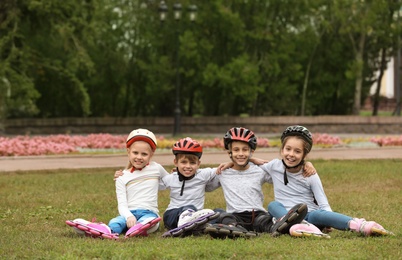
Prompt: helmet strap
<box><xmin>130</xmin><ymin>163</ymin><xmax>149</xmax><ymax>173</ymax></box>
<box><xmin>177</xmin><ymin>168</ymin><xmax>195</xmax><ymax>196</ymax></box>
<box><xmin>281</xmin><ymin>159</ymin><xmax>305</xmax><ymax>185</ymax></box>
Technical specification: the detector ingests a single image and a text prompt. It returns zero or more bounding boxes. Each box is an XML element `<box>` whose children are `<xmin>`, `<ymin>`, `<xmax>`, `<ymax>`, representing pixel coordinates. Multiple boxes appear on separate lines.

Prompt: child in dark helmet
<box><xmin>265</xmin><ymin>125</ymin><xmax>394</xmax><ymax>238</ymax></box>
<box><xmin>205</xmin><ymin>127</ymin><xmax>316</xmax><ymax>239</ymax></box>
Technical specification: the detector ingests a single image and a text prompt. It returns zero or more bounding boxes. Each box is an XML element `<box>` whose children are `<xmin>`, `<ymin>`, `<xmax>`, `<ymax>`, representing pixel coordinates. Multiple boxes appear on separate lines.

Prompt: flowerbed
<box><xmin>0</xmin><ymin>133</ymin><xmax>400</xmax><ymax>157</ymax></box>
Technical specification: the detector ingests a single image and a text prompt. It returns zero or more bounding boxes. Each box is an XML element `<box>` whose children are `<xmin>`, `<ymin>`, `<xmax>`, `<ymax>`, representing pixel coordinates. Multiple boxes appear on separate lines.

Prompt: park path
<box><xmin>1</xmin><ymin>146</ymin><xmax>401</xmax><ymax>172</ymax></box>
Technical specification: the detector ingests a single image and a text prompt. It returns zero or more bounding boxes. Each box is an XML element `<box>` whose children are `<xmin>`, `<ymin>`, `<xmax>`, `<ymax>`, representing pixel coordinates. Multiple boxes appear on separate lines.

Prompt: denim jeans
<box><xmin>163</xmin><ymin>205</ymin><xmax>197</xmax><ymax>230</ymax></box>
<box><xmin>108</xmin><ymin>209</ymin><xmax>159</xmax><ymax>234</ymax></box>
<box><xmin>268</xmin><ymin>201</ymin><xmax>352</xmax><ymax>230</ymax></box>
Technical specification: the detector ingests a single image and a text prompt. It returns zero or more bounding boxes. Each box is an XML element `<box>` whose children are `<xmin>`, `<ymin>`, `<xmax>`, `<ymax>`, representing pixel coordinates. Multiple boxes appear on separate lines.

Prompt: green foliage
<box><xmin>0</xmin><ymin>0</ymin><xmax>400</xmax><ymax>118</ymax></box>
<box><xmin>0</xmin><ymin>159</ymin><xmax>401</xmax><ymax>259</ymax></box>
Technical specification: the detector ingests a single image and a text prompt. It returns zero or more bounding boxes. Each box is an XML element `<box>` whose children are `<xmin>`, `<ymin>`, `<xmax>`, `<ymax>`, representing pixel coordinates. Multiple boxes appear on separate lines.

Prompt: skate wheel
<box><xmin>183</xmin><ymin>222</ymin><xmax>197</xmax><ymax>231</ymax></box>
<box><xmin>196</xmin><ymin>218</ymin><xmax>209</xmax><ymax>226</ymax></box>
<box><xmin>77</xmin><ymin>225</ymin><xmax>89</xmax><ymax>231</ymax></box>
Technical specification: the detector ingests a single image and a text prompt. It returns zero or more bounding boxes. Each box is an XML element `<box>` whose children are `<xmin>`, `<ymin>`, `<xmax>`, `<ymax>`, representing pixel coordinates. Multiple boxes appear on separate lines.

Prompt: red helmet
<box><xmin>172</xmin><ymin>137</ymin><xmax>203</xmax><ymax>158</ymax></box>
<box><xmin>223</xmin><ymin>127</ymin><xmax>257</xmax><ymax>150</ymax></box>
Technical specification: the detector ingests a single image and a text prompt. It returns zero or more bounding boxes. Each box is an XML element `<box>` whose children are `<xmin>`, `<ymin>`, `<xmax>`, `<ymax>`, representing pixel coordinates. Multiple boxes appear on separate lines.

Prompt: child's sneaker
<box><xmin>66</xmin><ymin>218</ymin><xmax>119</xmax><ymax>240</ymax></box>
<box><xmin>349</xmin><ymin>218</ymin><xmax>394</xmax><ymax>236</ymax></box>
<box><xmin>125</xmin><ymin>217</ymin><xmax>161</xmax><ymax>238</ymax></box>
<box><xmin>177</xmin><ymin>209</ymin><xmax>216</xmax><ymax>227</ymax></box>
<box><xmin>66</xmin><ymin>218</ymin><xmax>91</xmax><ymax>236</ymax></box>
<box><xmin>290</xmin><ymin>221</ymin><xmax>331</xmax><ymax>238</ymax></box>
<box><xmin>270</xmin><ymin>203</ymin><xmax>308</xmax><ymax>236</ymax></box>
<box><xmin>205</xmin><ymin>223</ymin><xmax>258</xmax><ymax>239</ymax></box>
<box><xmin>162</xmin><ymin>209</ymin><xmax>220</xmax><ymax>238</ymax></box>
<box><xmin>86</xmin><ymin>222</ymin><xmax>119</xmax><ymax>240</ymax></box>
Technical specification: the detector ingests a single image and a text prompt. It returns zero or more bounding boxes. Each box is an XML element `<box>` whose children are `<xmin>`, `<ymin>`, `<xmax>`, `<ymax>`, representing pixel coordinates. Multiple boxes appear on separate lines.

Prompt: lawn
<box><xmin>0</xmin><ymin>159</ymin><xmax>401</xmax><ymax>259</ymax></box>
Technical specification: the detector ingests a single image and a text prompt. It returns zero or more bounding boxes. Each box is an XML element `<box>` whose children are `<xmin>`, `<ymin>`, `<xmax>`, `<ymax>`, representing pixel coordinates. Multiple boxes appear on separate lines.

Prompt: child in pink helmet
<box><xmin>66</xmin><ymin>128</ymin><xmax>168</xmax><ymax>239</ymax></box>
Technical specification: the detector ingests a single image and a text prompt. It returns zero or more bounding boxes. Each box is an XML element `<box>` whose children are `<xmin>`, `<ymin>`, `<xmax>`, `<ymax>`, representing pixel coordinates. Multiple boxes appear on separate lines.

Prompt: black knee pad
<box><xmin>253</xmin><ymin>213</ymin><xmax>272</xmax><ymax>233</ymax></box>
<box><xmin>217</xmin><ymin>213</ymin><xmax>238</xmax><ymax>226</ymax></box>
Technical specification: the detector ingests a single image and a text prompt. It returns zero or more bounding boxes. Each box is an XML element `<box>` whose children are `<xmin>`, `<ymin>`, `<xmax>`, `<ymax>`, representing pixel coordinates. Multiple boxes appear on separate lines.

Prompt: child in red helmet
<box><xmin>113</xmin><ymin>136</ymin><xmax>225</xmax><ymax>238</ymax></box>
<box><xmin>66</xmin><ymin>129</ymin><xmax>168</xmax><ymax>239</ymax></box>
<box><xmin>206</xmin><ymin>127</ymin><xmax>317</xmax><ymax>239</ymax></box>
<box><xmin>159</xmin><ymin>137</ymin><xmax>221</xmax><ymax>237</ymax></box>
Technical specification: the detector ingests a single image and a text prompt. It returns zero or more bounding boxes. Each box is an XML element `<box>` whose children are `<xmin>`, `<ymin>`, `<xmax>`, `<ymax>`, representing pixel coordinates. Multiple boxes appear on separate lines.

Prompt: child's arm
<box><xmin>216</xmin><ymin>162</ymin><xmax>232</xmax><ymax>174</ymax></box>
<box><xmin>250</xmin><ymin>157</ymin><xmax>269</xmax><ymax>165</ymax></box>
<box><xmin>303</xmin><ymin>162</ymin><xmax>316</xmax><ymax>177</ymax></box>
<box><xmin>216</xmin><ymin>157</ymin><xmax>267</xmax><ymax>174</ymax></box>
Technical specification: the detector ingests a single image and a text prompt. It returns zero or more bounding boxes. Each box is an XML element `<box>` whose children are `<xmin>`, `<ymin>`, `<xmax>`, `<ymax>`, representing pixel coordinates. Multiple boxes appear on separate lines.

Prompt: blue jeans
<box><xmin>108</xmin><ymin>209</ymin><xmax>159</xmax><ymax>234</ymax></box>
<box><xmin>163</xmin><ymin>205</ymin><xmax>197</xmax><ymax>230</ymax></box>
<box><xmin>268</xmin><ymin>201</ymin><xmax>352</xmax><ymax>230</ymax></box>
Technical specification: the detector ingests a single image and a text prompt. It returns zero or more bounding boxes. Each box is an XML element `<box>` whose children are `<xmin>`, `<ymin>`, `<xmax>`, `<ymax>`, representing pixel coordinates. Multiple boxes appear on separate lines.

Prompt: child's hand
<box><xmin>302</xmin><ymin>162</ymin><xmax>316</xmax><ymax>177</ymax></box>
<box><xmin>126</xmin><ymin>216</ymin><xmax>137</xmax><ymax>228</ymax></box>
<box><xmin>249</xmin><ymin>157</ymin><xmax>269</xmax><ymax>165</ymax></box>
<box><xmin>216</xmin><ymin>162</ymin><xmax>233</xmax><ymax>174</ymax></box>
<box><xmin>113</xmin><ymin>169</ymin><xmax>124</xmax><ymax>181</ymax></box>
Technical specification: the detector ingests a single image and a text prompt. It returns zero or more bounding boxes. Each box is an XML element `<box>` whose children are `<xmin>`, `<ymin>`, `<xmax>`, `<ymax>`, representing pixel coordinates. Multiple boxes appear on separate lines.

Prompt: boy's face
<box><xmin>281</xmin><ymin>136</ymin><xmax>304</xmax><ymax>167</ymax></box>
<box><xmin>174</xmin><ymin>154</ymin><xmax>200</xmax><ymax>178</ymax></box>
<box><xmin>127</xmin><ymin>141</ymin><xmax>154</xmax><ymax>169</ymax></box>
<box><xmin>229</xmin><ymin>141</ymin><xmax>253</xmax><ymax>169</ymax></box>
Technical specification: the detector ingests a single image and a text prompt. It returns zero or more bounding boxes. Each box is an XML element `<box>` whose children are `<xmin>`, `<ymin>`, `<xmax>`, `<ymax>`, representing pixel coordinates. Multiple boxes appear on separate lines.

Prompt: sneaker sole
<box><xmin>273</xmin><ymin>204</ymin><xmax>308</xmax><ymax>235</ymax></box>
<box><xmin>371</xmin><ymin>227</ymin><xmax>395</xmax><ymax>236</ymax></box>
<box><xmin>290</xmin><ymin>230</ymin><xmax>331</xmax><ymax>239</ymax></box>
<box><xmin>162</xmin><ymin>212</ymin><xmax>219</xmax><ymax>238</ymax></box>
<box><xmin>125</xmin><ymin>217</ymin><xmax>161</xmax><ymax>238</ymax></box>
<box><xmin>66</xmin><ymin>220</ymin><xmax>119</xmax><ymax>240</ymax></box>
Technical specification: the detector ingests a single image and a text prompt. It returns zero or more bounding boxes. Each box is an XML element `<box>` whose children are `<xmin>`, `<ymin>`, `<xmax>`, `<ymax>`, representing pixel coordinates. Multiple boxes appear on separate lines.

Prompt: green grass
<box><xmin>359</xmin><ymin>110</ymin><xmax>394</xmax><ymax>116</ymax></box>
<box><xmin>1</xmin><ymin>159</ymin><xmax>401</xmax><ymax>259</ymax></box>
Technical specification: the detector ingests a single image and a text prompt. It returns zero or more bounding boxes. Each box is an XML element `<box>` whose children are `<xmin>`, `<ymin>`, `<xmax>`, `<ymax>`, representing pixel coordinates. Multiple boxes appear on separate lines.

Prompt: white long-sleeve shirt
<box><xmin>115</xmin><ymin>161</ymin><xmax>169</xmax><ymax>220</ymax></box>
<box><xmin>159</xmin><ymin>167</ymin><xmax>218</xmax><ymax>211</ymax></box>
<box><xmin>216</xmin><ymin>164</ymin><xmax>272</xmax><ymax>213</ymax></box>
<box><xmin>259</xmin><ymin>159</ymin><xmax>332</xmax><ymax>212</ymax></box>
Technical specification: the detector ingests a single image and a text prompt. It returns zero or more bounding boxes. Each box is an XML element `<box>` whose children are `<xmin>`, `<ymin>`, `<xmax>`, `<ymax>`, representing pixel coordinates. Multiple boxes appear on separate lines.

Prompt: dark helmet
<box><xmin>281</xmin><ymin>125</ymin><xmax>313</xmax><ymax>151</ymax></box>
<box><xmin>172</xmin><ymin>137</ymin><xmax>203</xmax><ymax>158</ymax></box>
<box><xmin>223</xmin><ymin>127</ymin><xmax>257</xmax><ymax>150</ymax></box>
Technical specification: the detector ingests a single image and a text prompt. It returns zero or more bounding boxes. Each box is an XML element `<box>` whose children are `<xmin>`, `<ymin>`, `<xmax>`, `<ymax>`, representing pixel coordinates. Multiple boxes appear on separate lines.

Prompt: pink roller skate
<box><xmin>125</xmin><ymin>217</ymin><xmax>161</xmax><ymax>238</ymax></box>
<box><xmin>289</xmin><ymin>221</ymin><xmax>331</xmax><ymax>238</ymax></box>
<box><xmin>66</xmin><ymin>218</ymin><xmax>119</xmax><ymax>240</ymax></box>
<box><xmin>349</xmin><ymin>218</ymin><xmax>394</xmax><ymax>236</ymax></box>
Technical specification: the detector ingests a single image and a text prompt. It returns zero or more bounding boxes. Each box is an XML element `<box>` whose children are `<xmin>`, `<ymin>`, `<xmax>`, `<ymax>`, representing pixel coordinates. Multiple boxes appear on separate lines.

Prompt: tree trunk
<box><xmin>352</xmin><ymin>34</ymin><xmax>366</xmax><ymax>115</ymax></box>
<box><xmin>372</xmin><ymin>48</ymin><xmax>387</xmax><ymax>116</ymax></box>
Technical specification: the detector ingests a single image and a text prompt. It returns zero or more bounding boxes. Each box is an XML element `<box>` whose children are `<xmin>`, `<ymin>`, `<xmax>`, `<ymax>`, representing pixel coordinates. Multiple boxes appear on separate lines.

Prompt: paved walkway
<box><xmin>1</xmin><ymin>147</ymin><xmax>401</xmax><ymax>172</ymax></box>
